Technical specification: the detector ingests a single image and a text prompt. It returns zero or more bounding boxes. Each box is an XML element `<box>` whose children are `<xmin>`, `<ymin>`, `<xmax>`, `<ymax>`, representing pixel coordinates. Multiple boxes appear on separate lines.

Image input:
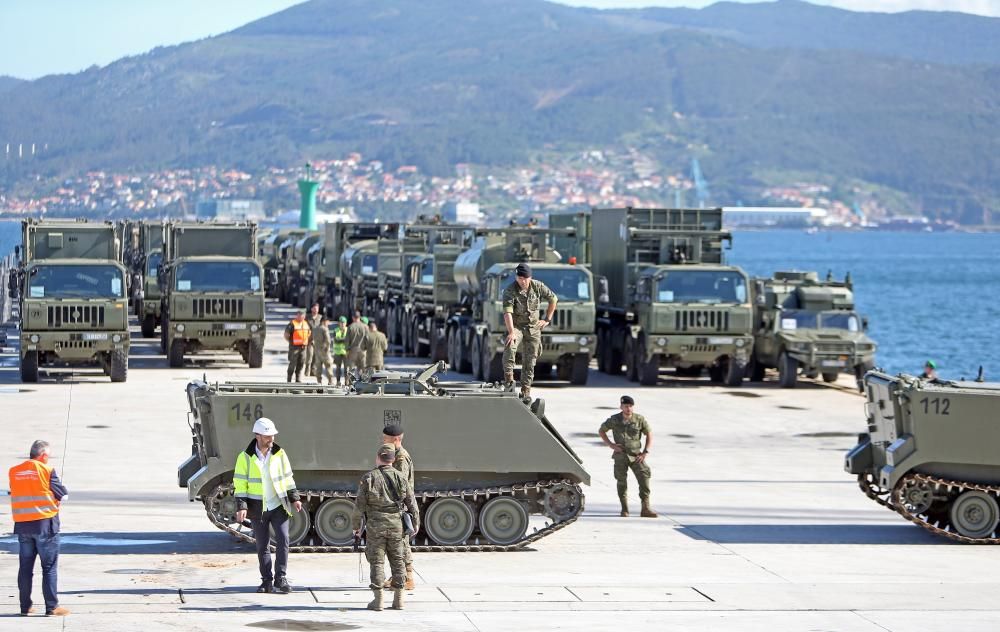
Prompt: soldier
<box><xmin>598</xmin><ymin>395</ymin><xmax>658</xmax><ymax>518</ymax></box>
<box><xmin>919</xmin><ymin>359</ymin><xmax>938</xmax><ymax>380</ymax></box>
<box><xmin>303</xmin><ymin>303</ymin><xmax>322</xmax><ymax>377</ymax></box>
<box><xmin>502</xmin><ymin>262</ymin><xmax>557</xmax><ymax>402</ymax></box>
<box><xmin>283</xmin><ymin>310</ymin><xmax>310</xmax><ymax>383</ymax></box>
<box><xmin>381</xmin><ymin>424</ymin><xmax>415</xmax><ymax>590</ymax></box>
<box><xmin>345</xmin><ymin>311</ymin><xmax>369</xmax><ymax>379</ymax></box>
<box><xmin>352</xmin><ymin>444</ymin><xmax>420</xmax><ymax>612</ymax></box>
<box><xmin>366</xmin><ymin>320</ymin><xmax>389</xmax><ymax>371</ymax></box>
<box><xmin>311</xmin><ymin>315</ymin><xmax>334</xmax><ymax>385</ymax></box>
<box><xmin>332</xmin><ymin>316</ymin><xmax>349</xmax><ymax>386</ymax></box>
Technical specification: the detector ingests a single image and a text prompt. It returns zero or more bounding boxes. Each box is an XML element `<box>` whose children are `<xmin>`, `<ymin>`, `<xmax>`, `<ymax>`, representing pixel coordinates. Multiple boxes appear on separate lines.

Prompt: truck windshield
<box><xmin>27</xmin><ymin>264</ymin><xmax>125</xmax><ymax>299</ymax></box>
<box><xmin>174</xmin><ymin>261</ymin><xmax>261</xmax><ymax>293</ymax></box>
<box><xmin>361</xmin><ymin>254</ymin><xmax>378</xmax><ymax>275</ymax></box>
<box><xmin>502</xmin><ymin>268</ymin><xmax>591</xmax><ymax>301</ymax></box>
<box><xmin>780</xmin><ymin>310</ymin><xmax>860</xmax><ymax>332</ymax></box>
<box><xmin>146</xmin><ymin>252</ymin><xmax>162</xmax><ymax>276</ymax></box>
<box><xmin>656</xmin><ymin>270</ymin><xmax>747</xmax><ymax>304</ymax></box>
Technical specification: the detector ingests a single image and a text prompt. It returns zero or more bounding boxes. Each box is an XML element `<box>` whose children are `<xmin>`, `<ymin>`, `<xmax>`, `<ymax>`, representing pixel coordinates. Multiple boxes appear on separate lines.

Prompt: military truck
<box><xmin>178</xmin><ymin>362</ymin><xmax>589</xmax><ymax>550</ymax></box>
<box><xmin>748</xmin><ymin>271</ymin><xmax>876</xmax><ymax>389</ymax></box>
<box><xmin>259</xmin><ymin>229</ymin><xmax>303</xmax><ymax>299</ymax></box>
<box><xmin>591</xmin><ymin>207</ymin><xmax>751</xmax><ymax>386</ymax></box>
<box><xmin>159</xmin><ymin>222</ymin><xmax>265</xmax><ymax>368</ymax></box>
<box><xmin>847</xmin><ymin>369</ymin><xmax>1000</xmax><ymax>542</ymax></box>
<box><xmin>283</xmin><ymin>231</ymin><xmax>323</xmax><ymax>308</ymax></box>
<box><xmin>332</xmin><ymin>234</ymin><xmax>381</xmax><ymax>318</ymax></box>
<box><xmin>133</xmin><ymin>221</ymin><xmax>166</xmax><ymax>337</ymax></box>
<box><xmin>12</xmin><ymin>219</ymin><xmax>130</xmax><ymax>382</ymax></box>
<box><xmin>317</xmin><ymin>222</ymin><xmax>384</xmax><ymax>318</ymax></box>
<box><xmin>447</xmin><ymin>229</ymin><xmax>595</xmax><ymax>385</ymax></box>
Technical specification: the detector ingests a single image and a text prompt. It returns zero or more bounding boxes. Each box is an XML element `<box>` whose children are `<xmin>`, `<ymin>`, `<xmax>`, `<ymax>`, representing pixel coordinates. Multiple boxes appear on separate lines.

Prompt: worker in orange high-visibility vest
<box><xmin>283</xmin><ymin>310</ymin><xmax>311</xmax><ymax>382</ymax></box>
<box><xmin>9</xmin><ymin>440</ymin><xmax>69</xmax><ymax>617</ymax></box>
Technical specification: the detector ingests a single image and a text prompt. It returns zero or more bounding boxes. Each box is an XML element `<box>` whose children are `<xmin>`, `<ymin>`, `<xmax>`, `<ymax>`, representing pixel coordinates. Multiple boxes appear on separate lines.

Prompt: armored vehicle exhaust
<box><xmin>179</xmin><ymin>362</ymin><xmax>589</xmax><ymax>551</ymax></box>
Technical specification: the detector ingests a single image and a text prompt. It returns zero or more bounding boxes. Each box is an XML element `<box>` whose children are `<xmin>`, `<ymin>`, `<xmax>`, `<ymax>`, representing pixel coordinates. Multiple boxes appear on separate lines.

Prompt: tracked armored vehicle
<box><xmin>179</xmin><ymin>362</ymin><xmax>589</xmax><ymax>551</ymax></box>
<box><xmin>847</xmin><ymin>370</ymin><xmax>1000</xmax><ymax>542</ymax></box>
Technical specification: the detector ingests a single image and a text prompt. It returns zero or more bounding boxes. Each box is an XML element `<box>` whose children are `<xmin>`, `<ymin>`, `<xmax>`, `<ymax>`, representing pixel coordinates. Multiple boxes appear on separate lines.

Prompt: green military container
<box><xmin>14</xmin><ymin>219</ymin><xmax>130</xmax><ymax>382</ymax></box>
<box><xmin>178</xmin><ymin>362</ymin><xmax>589</xmax><ymax>550</ymax></box>
<box><xmin>160</xmin><ymin>222</ymin><xmax>266</xmax><ymax>368</ymax></box>
<box><xmin>590</xmin><ymin>207</ymin><xmax>752</xmax><ymax>386</ymax></box>
<box><xmin>749</xmin><ymin>271</ymin><xmax>876</xmax><ymax>389</ymax></box>
<box><xmin>847</xmin><ymin>370</ymin><xmax>1000</xmax><ymax>542</ymax></box>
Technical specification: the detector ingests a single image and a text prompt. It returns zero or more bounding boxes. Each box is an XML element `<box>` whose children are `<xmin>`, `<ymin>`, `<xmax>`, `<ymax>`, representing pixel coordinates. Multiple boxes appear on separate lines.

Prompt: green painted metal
<box><xmin>298</xmin><ymin>162</ymin><xmax>318</xmax><ymax>231</ymax></box>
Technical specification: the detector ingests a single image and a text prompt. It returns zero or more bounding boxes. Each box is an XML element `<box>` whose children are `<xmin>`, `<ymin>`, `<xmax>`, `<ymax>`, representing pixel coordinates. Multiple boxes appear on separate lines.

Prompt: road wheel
<box><xmin>570</xmin><ymin>353</ymin><xmax>589</xmax><ymax>385</ymax></box>
<box><xmin>723</xmin><ymin>356</ymin><xmax>744</xmax><ymax>387</ymax></box>
<box><xmin>20</xmin><ymin>351</ymin><xmax>39</xmax><ymax>383</ymax></box>
<box><xmin>169</xmin><ymin>339</ymin><xmax>185</xmax><ymax>368</ymax></box>
<box><xmin>425</xmin><ymin>498</ymin><xmax>475</xmax><ymax>546</ymax></box>
<box><xmin>822</xmin><ymin>372</ymin><xmax>838</xmax><ymax>383</ymax></box>
<box><xmin>141</xmin><ymin>314</ymin><xmax>156</xmax><ymax>338</ymax></box>
<box><xmin>949</xmin><ymin>490</ymin><xmax>1000</xmax><ymax>539</ymax></box>
<box><xmin>471</xmin><ymin>335</ymin><xmax>484</xmax><ymax>380</ymax></box>
<box><xmin>248</xmin><ymin>338</ymin><xmax>264</xmax><ymax>368</ymax></box>
<box><xmin>778</xmin><ymin>351</ymin><xmax>798</xmax><ymax>388</ymax></box>
<box><xmin>478</xmin><ymin>497</ymin><xmax>529</xmax><ymax>546</ymax></box>
<box><xmin>109</xmin><ymin>349</ymin><xmax>128</xmax><ymax>382</ymax></box>
<box><xmin>314</xmin><ymin>498</ymin><xmax>357</xmax><ymax>546</ymax></box>
<box><xmin>625</xmin><ymin>337</ymin><xmax>639</xmax><ymax>382</ymax></box>
<box><xmin>746</xmin><ymin>356</ymin><xmax>766</xmax><ymax>382</ymax></box>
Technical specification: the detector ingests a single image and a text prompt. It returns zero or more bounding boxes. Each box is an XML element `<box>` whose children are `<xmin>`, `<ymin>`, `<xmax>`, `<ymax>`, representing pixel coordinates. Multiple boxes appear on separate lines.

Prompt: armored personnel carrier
<box><xmin>178</xmin><ymin>362</ymin><xmax>589</xmax><ymax>551</ymax></box>
<box><xmin>847</xmin><ymin>369</ymin><xmax>1000</xmax><ymax>542</ymax></box>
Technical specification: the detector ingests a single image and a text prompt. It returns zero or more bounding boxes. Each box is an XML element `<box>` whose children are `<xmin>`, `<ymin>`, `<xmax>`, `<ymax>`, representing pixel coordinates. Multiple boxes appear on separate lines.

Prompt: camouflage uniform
<box><xmin>501</xmin><ymin>279</ymin><xmax>557</xmax><ymax>391</ymax></box>
<box><xmin>366</xmin><ymin>330</ymin><xmax>389</xmax><ymax>371</ymax></box>
<box><xmin>345</xmin><ymin>320</ymin><xmax>369</xmax><ymax>374</ymax></box>
<box><xmin>392</xmin><ymin>446</ymin><xmax>415</xmax><ymax>568</ymax></box>
<box><xmin>311</xmin><ymin>323</ymin><xmax>333</xmax><ymax>384</ymax></box>
<box><xmin>599</xmin><ymin>412</ymin><xmax>652</xmax><ymax>507</ymax></box>
<box><xmin>303</xmin><ymin>313</ymin><xmax>322</xmax><ymax>376</ymax></box>
<box><xmin>351</xmin><ymin>465</ymin><xmax>420</xmax><ymax>591</ymax></box>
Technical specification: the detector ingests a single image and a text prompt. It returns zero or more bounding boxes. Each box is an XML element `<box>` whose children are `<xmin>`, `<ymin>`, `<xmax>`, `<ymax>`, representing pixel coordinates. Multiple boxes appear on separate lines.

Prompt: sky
<box><xmin>0</xmin><ymin>0</ymin><xmax>997</xmax><ymax>79</ymax></box>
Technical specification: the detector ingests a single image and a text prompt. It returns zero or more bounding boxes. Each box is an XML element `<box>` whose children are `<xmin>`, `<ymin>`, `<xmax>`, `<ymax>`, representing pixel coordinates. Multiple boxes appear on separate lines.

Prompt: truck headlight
<box><xmin>30</xmin><ymin>334</ymin><xmax>40</xmax><ymax>343</ymax></box>
<box><xmin>175</xmin><ymin>323</ymin><xmax>185</xmax><ymax>333</ymax></box>
<box><xmin>578</xmin><ymin>336</ymin><xmax>590</xmax><ymax>345</ymax></box>
<box><xmin>735</xmin><ymin>338</ymin><xmax>746</xmax><ymax>348</ymax></box>
<box><xmin>657</xmin><ymin>337</ymin><xmax>667</xmax><ymax>347</ymax></box>
<box><xmin>112</xmin><ymin>334</ymin><xmax>123</xmax><ymax>343</ymax></box>
<box><xmin>250</xmin><ymin>324</ymin><xmax>260</xmax><ymax>333</ymax></box>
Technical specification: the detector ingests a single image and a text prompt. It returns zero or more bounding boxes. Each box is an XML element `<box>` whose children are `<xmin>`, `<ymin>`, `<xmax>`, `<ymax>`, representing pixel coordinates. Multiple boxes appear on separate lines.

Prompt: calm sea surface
<box><xmin>1</xmin><ymin>220</ymin><xmax>995</xmax><ymax>379</ymax></box>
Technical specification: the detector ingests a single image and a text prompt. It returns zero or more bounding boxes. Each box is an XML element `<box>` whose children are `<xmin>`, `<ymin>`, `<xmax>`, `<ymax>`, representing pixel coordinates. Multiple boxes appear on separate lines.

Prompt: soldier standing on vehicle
<box><xmin>333</xmin><ymin>316</ymin><xmax>349</xmax><ymax>386</ymax></box>
<box><xmin>502</xmin><ymin>262</ymin><xmax>557</xmax><ymax>402</ymax></box>
<box><xmin>311</xmin><ymin>315</ymin><xmax>334</xmax><ymax>385</ymax></box>
<box><xmin>366</xmin><ymin>320</ymin><xmax>389</xmax><ymax>371</ymax></box>
<box><xmin>345</xmin><ymin>311</ymin><xmax>369</xmax><ymax>378</ymax></box>
<box><xmin>598</xmin><ymin>395</ymin><xmax>658</xmax><ymax>519</ymax></box>
<box><xmin>283</xmin><ymin>310</ymin><xmax>311</xmax><ymax>383</ymax></box>
<box><xmin>919</xmin><ymin>360</ymin><xmax>938</xmax><ymax>381</ymax></box>
<box><xmin>234</xmin><ymin>418</ymin><xmax>303</xmax><ymax>594</ymax></box>
<box><xmin>303</xmin><ymin>303</ymin><xmax>322</xmax><ymax>377</ymax></box>
<box><xmin>352</xmin><ymin>444</ymin><xmax>420</xmax><ymax>611</ymax></box>
<box><xmin>381</xmin><ymin>424</ymin><xmax>415</xmax><ymax>590</ymax></box>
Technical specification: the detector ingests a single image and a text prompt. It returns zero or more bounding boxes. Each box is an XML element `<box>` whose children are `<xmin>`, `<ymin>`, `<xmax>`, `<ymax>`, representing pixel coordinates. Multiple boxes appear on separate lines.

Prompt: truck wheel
<box><xmin>638</xmin><ymin>347</ymin><xmax>659</xmax><ymax>386</ymax></box>
<box><xmin>20</xmin><ymin>351</ymin><xmax>39</xmax><ymax>383</ymax></box>
<box><xmin>160</xmin><ymin>317</ymin><xmax>169</xmax><ymax>353</ymax></box>
<box><xmin>141</xmin><ymin>314</ymin><xmax>156</xmax><ymax>338</ymax></box>
<box><xmin>724</xmin><ymin>357</ymin><xmax>744</xmax><ymax>387</ymax></box>
<box><xmin>471</xmin><ymin>335</ymin><xmax>484</xmax><ymax>380</ymax></box>
<box><xmin>822</xmin><ymin>372</ymin><xmax>838</xmax><ymax>383</ymax></box>
<box><xmin>570</xmin><ymin>354</ymin><xmax>589</xmax><ymax>385</ymax></box>
<box><xmin>413</xmin><ymin>317</ymin><xmax>430</xmax><ymax>358</ymax></box>
<box><xmin>387</xmin><ymin>305</ymin><xmax>398</xmax><ymax>346</ymax></box>
<box><xmin>248</xmin><ymin>338</ymin><xmax>264</xmax><ymax>369</ymax></box>
<box><xmin>109</xmin><ymin>349</ymin><xmax>128</xmax><ymax>383</ymax></box>
<box><xmin>484</xmin><ymin>344</ymin><xmax>504</xmax><ymax>383</ymax></box>
<box><xmin>778</xmin><ymin>351</ymin><xmax>798</xmax><ymax>388</ymax></box>
<box><xmin>625</xmin><ymin>337</ymin><xmax>639</xmax><ymax>382</ymax></box>
<box><xmin>169</xmin><ymin>339</ymin><xmax>185</xmax><ymax>368</ymax></box>
<box><xmin>429</xmin><ymin>319</ymin><xmax>447</xmax><ymax>362</ymax></box>
<box><xmin>746</xmin><ymin>356</ymin><xmax>766</xmax><ymax>382</ymax></box>
<box><xmin>855</xmin><ymin>361</ymin><xmax>874</xmax><ymax>392</ymax></box>
<box><xmin>708</xmin><ymin>364</ymin><xmax>724</xmax><ymax>382</ymax></box>
<box><xmin>607</xmin><ymin>342</ymin><xmax>623</xmax><ymax>376</ymax></box>
<box><xmin>456</xmin><ymin>331</ymin><xmax>473</xmax><ymax>374</ymax></box>
<box><xmin>535</xmin><ymin>362</ymin><xmax>553</xmax><ymax>378</ymax></box>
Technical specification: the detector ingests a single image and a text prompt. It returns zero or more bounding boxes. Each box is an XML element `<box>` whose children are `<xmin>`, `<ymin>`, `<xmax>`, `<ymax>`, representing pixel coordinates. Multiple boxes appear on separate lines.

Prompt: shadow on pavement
<box><xmin>677</xmin><ymin>523</ymin><xmax>945</xmax><ymax>545</ymax></box>
<box><xmin>0</xmin><ymin>531</ymin><xmax>250</xmax><ymax>555</ymax></box>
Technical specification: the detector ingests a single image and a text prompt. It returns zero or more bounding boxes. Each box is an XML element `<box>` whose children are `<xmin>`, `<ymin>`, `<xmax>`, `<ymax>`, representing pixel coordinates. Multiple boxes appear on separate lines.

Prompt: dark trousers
<box><xmin>18</xmin><ymin>533</ymin><xmax>59</xmax><ymax>613</ymax></box>
<box><xmin>287</xmin><ymin>347</ymin><xmax>306</xmax><ymax>381</ymax></box>
<box><xmin>253</xmin><ymin>508</ymin><xmax>289</xmax><ymax>582</ymax></box>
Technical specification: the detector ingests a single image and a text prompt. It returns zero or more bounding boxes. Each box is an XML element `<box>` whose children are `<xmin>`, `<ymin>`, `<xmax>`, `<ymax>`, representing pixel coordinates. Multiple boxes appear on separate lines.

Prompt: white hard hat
<box><xmin>252</xmin><ymin>417</ymin><xmax>278</xmax><ymax>436</ymax></box>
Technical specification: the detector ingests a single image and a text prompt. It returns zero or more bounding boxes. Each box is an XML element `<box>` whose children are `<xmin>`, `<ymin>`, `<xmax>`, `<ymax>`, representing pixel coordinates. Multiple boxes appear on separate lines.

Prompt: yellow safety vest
<box><xmin>233</xmin><ymin>446</ymin><xmax>297</xmax><ymax>516</ymax></box>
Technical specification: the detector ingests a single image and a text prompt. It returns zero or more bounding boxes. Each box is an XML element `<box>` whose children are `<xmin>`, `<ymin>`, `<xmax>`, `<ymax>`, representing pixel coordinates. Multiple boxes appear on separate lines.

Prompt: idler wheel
<box><xmin>949</xmin><ymin>490</ymin><xmax>1000</xmax><ymax>539</ymax></box>
<box><xmin>543</xmin><ymin>483</ymin><xmax>583</xmax><ymax>521</ymax></box>
<box><xmin>478</xmin><ymin>497</ymin><xmax>529</xmax><ymax>545</ymax></box>
<box><xmin>314</xmin><ymin>499</ymin><xmax>358</xmax><ymax>546</ymax></box>
<box><xmin>425</xmin><ymin>498</ymin><xmax>475</xmax><ymax>545</ymax></box>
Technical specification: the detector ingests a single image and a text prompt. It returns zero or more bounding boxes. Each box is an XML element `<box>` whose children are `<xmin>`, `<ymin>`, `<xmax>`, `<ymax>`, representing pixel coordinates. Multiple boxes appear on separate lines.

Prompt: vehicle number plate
<box><xmin>224</xmin><ymin>323</ymin><xmax>246</xmax><ymax>330</ymax></box>
<box><xmin>549</xmin><ymin>335</ymin><xmax>575</xmax><ymax>343</ymax></box>
<box><xmin>821</xmin><ymin>359</ymin><xmax>845</xmax><ymax>367</ymax></box>
<box><xmin>82</xmin><ymin>333</ymin><xmax>108</xmax><ymax>341</ymax></box>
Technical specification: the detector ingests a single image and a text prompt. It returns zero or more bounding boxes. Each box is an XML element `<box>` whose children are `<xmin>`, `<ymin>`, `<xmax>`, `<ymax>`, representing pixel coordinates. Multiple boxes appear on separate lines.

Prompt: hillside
<box><xmin>0</xmin><ymin>0</ymin><xmax>997</xmax><ymax>221</ymax></box>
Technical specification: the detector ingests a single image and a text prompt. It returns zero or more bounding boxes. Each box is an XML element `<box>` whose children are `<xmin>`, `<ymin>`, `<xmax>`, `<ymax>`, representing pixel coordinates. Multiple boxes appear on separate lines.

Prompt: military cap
<box><xmin>925</xmin><ymin>359</ymin><xmax>937</xmax><ymax>369</ymax></box>
<box><xmin>361</xmin><ymin>316</ymin><xmax>369</xmax><ymax>324</ymax></box>
<box><xmin>377</xmin><ymin>443</ymin><xmax>396</xmax><ymax>461</ymax></box>
<box><xmin>338</xmin><ymin>316</ymin><xmax>347</xmax><ymax>323</ymax></box>
<box><xmin>383</xmin><ymin>424</ymin><xmax>404</xmax><ymax>437</ymax></box>
<box><xmin>620</xmin><ymin>395</ymin><xmax>635</xmax><ymax>406</ymax></box>
<box><xmin>515</xmin><ymin>262</ymin><xmax>532</xmax><ymax>278</ymax></box>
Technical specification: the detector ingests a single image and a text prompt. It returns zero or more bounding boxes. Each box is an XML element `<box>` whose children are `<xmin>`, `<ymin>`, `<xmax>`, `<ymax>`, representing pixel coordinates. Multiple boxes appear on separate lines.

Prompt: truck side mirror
<box><xmin>754</xmin><ymin>280</ymin><xmax>765</xmax><ymax>305</ymax></box>
<box><xmin>862</xmin><ymin>317</ymin><xmax>869</xmax><ymax>332</ymax></box>
<box><xmin>7</xmin><ymin>270</ymin><xmax>18</xmax><ymax>298</ymax></box>
<box><xmin>596</xmin><ymin>276</ymin><xmax>610</xmax><ymax>304</ymax></box>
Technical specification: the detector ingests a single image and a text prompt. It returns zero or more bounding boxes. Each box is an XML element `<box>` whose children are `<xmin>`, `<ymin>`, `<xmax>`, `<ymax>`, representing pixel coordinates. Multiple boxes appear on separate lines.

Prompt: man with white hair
<box><xmin>233</xmin><ymin>418</ymin><xmax>303</xmax><ymax>594</ymax></box>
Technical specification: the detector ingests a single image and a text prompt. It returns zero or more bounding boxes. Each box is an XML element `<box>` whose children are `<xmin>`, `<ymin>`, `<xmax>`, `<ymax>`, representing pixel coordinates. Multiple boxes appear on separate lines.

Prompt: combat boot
<box><xmin>405</xmin><ymin>565</ymin><xmax>415</xmax><ymax>590</ymax></box>
<box><xmin>619</xmin><ymin>499</ymin><xmax>629</xmax><ymax>517</ymax></box>
<box><xmin>391</xmin><ymin>588</ymin><xmax>404</xmax><ymax>610</ymax></box>
<box><xmin>520</xmin><ymin>386</ymin><xmax>531</xmax><ymax>402</ymax></box>
<box><xmin>640</xmin><ymin>500</ymin><xmax>658</xmax><ymax>518</ymax></box>
<box><xmin>367</xmin><ymin>588</ymin><xmax>383</xmax><ymax>611</ymax></box>
<box><xmin>504</xmin><ymin>372</ymin><xmax>514</xmax><ymax>388</ymax></box>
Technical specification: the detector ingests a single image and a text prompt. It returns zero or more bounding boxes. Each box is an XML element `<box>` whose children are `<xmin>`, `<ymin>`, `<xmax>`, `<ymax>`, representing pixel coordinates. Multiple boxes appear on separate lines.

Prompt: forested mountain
<box><xmin>1</xmin><ymin>0</ymin><xmax>997</xmax><ymax>220</ymax></box>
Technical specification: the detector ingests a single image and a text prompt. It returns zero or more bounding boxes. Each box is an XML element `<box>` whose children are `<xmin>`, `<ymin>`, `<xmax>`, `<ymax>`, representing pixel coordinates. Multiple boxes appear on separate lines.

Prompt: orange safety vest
<box><xmin>290</xmin><ymin>320</ymin><xmax>311</xmax><ymax>347</ymax></box>
<box><xmin>9</xmin><ymin>459</ymin><xmax>59</xmax><ymax>523</ymax></box>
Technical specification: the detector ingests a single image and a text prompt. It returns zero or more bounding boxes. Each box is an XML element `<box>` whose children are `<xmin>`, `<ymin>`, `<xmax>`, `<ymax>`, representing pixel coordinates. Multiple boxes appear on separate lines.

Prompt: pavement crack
<box><xmin>463</xmin><ymin>611</ymin><xmax>482</xmax><ymax>632</ymax></box>
<box><xmin>565</xmin><ymin>586</ymin><xmax>583</xmax><ymax>601</ymax></box>
<box><xmin>691</xmin><ymin>586</ymin><xmax>715</xmax><ymax>602</ymax></box>
<box><xmin>437</xmin><ymin>586</ymin><xmax>452</xmax><ymax>602</ymax></box>
<box><xmin>852</xmin><ymin>610</ymin><xmax>892</xmax><ymax>631</ymax></box>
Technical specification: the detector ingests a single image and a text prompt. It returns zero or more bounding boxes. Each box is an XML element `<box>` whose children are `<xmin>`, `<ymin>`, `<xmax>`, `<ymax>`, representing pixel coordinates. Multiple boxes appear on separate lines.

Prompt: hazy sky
<box><xmin>1</xmin><ymin>0</ymin><xmax>997</xmax><ymax>79</ymax></box>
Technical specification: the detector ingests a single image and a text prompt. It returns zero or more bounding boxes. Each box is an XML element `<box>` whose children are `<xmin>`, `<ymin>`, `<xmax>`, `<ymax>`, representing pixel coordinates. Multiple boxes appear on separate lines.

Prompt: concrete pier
<box><xmin>1</xmin><ymin>302</ymin><xmax>997</xmax><ymax>631</ymax></box>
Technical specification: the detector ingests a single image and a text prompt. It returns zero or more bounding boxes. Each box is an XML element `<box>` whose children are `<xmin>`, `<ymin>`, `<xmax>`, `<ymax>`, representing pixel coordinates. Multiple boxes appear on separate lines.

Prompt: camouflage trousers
<box><xmin>365</xmin><ymin>514</ymin><xmax>406</xmax><ymax>589</ymax></box>
<box><xmin>303</xmin><ymin>344</ymin><xmax>314</xmax><ymax>376</ymax></box>
<box><xmin>502</xmin><ymin>324</ymin><xmax>541</xmax><ymax>388</ymax></box>
<box><xmin>613</xmin><ymin>452</ymin><xmax>651</xmax><ymax>502</ymax></box>
<box><xmin>286</xmin><ymin>347</ymin><xmax>306</xmax><ymax>381</ymax></box>
<box><xmin>333</xmin><ymin>355</ymin><xmax>346</xmax><ymax>383</ymax></box>
<box><xmin>347</xmin><ymin>349</ymin><xmax>366</xmax><ymax>372</ymax></box>
<box><xmin>313</xmin><ymin>351</ymin><xmax>333</xmax><ymax>382</ymax></box>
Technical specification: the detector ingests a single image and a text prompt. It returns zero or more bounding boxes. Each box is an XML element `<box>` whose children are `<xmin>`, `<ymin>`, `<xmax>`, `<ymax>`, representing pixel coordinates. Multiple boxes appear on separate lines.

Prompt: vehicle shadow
<box><xmin>676</xmin><ymin>523</ymin><xmax>945</xmax><ymax>545</ymax></box>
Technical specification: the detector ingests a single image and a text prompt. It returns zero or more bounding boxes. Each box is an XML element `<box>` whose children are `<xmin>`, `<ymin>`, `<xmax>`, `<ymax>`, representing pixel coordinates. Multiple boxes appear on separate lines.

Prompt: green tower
<box><xmin>297</xmin><ymin>162</ymin><xmax>318</xmax><ymax>230</ymax></box>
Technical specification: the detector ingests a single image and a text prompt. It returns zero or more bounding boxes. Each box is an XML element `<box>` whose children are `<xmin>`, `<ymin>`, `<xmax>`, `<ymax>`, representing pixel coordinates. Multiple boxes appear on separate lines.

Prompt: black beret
<box><xmin>515</xmin><ymin>263</ymin><xmax>532</xmax><ymax>278</ymax></box>
<box><xmin>620</xmin><ymin>395</ymin><xmax>635</xmax><ymax>405</ymax></box>
<box><xmin>383</xmin><ymin>423</ymin><xmax>404</xmax><ymax>437</ymax></box>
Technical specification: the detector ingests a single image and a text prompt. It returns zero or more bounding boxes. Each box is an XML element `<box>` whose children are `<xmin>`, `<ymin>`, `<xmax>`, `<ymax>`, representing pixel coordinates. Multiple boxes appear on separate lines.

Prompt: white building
<box><xmin>722</xmin><ymin>207</ymin><xmax>827</xmax><ymax>228</ymax></box>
